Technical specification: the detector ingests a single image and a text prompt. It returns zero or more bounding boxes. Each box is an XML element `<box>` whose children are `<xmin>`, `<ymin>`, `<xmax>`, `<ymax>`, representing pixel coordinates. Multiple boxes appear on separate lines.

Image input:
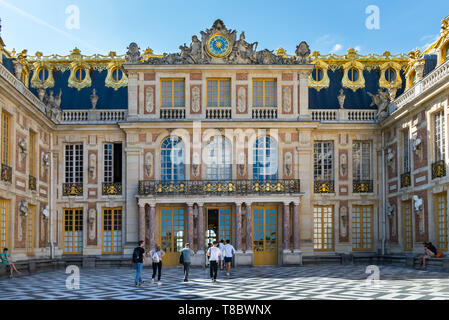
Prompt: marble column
<box><xmin>245</xmin><ymin>203</ymin><xmax>252</xmax><ymax>252</ymax></box>
<box><xmin>187</xmin><ymin>203</ymin><xmax>194</xmax><ymax>246</ymax></box>
<box><xmin>293</xmin><ymin>201</ymin><xmax>300</xmax><ymax>250</ymax></box>
<box><xmin>283</xmin><ymin>202</ymin><xmax>290</xmax><ymax>251</ymax></box>
<box><xmin>197</xmin><ymin>203</ymin><xmax>204</xmax><ymax>252</ymax></box>
<box><xmin>149</xmin><ymin>203</ymin><xmax>156</xmax><ymax>250</ymax></box>
<box><xmin>235</xmin><ymin>202</ymin><xmax>242</xmax><ymax>251</ymax></box>
<box><xmin>138</xmin><ymin>202</ymin><xmax>146</xmax><ymax>242</ymax></box>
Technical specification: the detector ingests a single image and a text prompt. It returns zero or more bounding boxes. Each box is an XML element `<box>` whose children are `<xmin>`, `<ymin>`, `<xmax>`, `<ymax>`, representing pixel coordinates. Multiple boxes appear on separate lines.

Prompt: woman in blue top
<box><xmin>150</xmin><ymin>244</ymin><xmax>165</xmax><ymax>285</ymax></box>
<box><xmin>1</xmin><ymin>248</ymin><xmax>20</xmax><ymax>278</ymax></box>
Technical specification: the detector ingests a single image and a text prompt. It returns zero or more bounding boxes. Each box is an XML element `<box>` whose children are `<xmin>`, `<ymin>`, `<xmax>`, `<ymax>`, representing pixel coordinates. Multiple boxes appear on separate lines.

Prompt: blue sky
<box><xmin>0</xmin><ymin>0</ymin><xmax>448</xmax><ymax>56</ymax></box>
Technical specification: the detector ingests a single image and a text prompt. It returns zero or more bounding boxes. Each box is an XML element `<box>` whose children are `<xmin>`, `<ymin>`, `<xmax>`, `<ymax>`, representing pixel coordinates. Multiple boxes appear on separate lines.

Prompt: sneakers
<box><xmin>226</xmin><ymin>273</ymin><xmax>230</xmax><ymax>276</ymax></box>
<box><xmin>151</xmin><ymin>278</ymin><xmax>154</xmax><ymax>284</ymax></box>
<box><xmin>157</xmin><ymin>281</ymin><xmax>162</xmax><ymax>286</ymax></box>
<box><xmin>213</xmin><ymin>279</ymin><xmax>217</xmax><ymax>283</ymax></box>
<box><xmin>140</xmin><ymin>281</ymin><xmax>145</xmax><ymax>285</ymax></box>
<box><xmin>135</xmin><ymin>283</ymin><xmax>140</xmax><ymax>287</ymax></box>
<box><xmin>184</xmin><ymin>279</ymin><xmax>188</xmax><ymax>282</ymax></box>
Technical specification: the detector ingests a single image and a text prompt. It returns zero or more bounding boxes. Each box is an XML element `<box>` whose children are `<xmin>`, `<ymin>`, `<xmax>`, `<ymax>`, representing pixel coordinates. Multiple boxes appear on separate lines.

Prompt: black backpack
<box><xmin>179</xmin><ymin>251</ymin><xmax>184</xmax><ymax>264</ymax></box>
<box><xmin>132</xmin><ymin>247</ymin><xmax>140</xmax><ymax>263</ymax></box>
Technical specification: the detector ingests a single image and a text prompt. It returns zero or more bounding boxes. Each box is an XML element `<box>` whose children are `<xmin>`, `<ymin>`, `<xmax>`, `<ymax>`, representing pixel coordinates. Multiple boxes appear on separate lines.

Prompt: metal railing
<box><xmin>314</xmin><ymin>180</ymin><xmax>335</xmax><ymax>193</ymax></box>
<box><xmin>353</xmin><ymin>180</ymin><xmax>374</xmax><ymax>193</ymax></box>
<box><xmin>102</xmin><ymin>183</ymin><xmax>122</xmax><ymax>196</ymax></box>
<box><xmin>400</xmin><ymin>172</ymin><xmax>411</xmax><ymax>188</ymax></box>
<box><xmin>138</xmin><ymin>179</ymin><xmax>301</xmax><ymax>196</ymax></box>
<box><xmin>62</xmin><ymin>183</ymin><xmax>83</xmax><ymax>196</ymax></box>
<box><xmin>0</xmin><ymin>164</ymin><xmax>12</xmax><ymax>183</ymax></box>
<box><xmin>29</xmin><ymin>175</ymin><xmax>37</xmax><ymax>191</ymax></box>
<box><xmin>432</xmin><ymin>160</ymin><xmax>446</xmax><ymax>180</ymax></box>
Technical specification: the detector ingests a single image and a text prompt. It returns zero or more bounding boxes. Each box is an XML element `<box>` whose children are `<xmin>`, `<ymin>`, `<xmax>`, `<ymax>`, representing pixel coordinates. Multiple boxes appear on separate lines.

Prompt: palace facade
<box><xmin>0</xmin><ymin>17</ymin><xmax>448</xmax><ymax>267</ymax></box>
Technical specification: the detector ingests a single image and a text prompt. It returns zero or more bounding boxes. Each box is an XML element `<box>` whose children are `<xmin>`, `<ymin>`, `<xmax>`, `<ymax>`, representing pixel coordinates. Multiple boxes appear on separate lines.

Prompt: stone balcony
<box><xmin>61</xmin><ymin>109</ymin><xmax>127</xmax><ymax>124</ymax></box>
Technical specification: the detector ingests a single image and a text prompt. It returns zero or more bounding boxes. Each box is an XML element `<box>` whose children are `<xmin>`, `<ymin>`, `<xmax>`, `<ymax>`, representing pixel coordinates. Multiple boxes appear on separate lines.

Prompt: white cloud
<box><xmin>331</xmin><ymin>43</ymin><xmax>343</xmax><ymax>53</ymax></box>
<box><xmin>354</xmin><ymin>46</ymin><xmax>361</xmax><ymax>52</ymax></box>
<box><xmin>419</xmin><ymin>33</ymin><xmax>440</xmax><ymax>52</ymax></box>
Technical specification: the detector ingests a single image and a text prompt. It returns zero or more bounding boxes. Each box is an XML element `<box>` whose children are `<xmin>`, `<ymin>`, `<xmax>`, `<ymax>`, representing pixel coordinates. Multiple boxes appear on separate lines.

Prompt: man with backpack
<box><xmin>180</xmin><ymin>243</ymin><xmax>194</xmax><ymax>282</ymax></box>
<box><xmin>132</xmin><ymin>240</ymin><xmax>146</xmax><ymax>286</ymax></box>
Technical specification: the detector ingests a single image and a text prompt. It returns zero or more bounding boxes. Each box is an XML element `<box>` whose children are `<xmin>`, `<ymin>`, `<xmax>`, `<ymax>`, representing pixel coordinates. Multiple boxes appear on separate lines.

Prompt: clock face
<box><xmin>207</xmin><ymin>33</ymin><xmax>231</xmax><ymax>58</ymax></box>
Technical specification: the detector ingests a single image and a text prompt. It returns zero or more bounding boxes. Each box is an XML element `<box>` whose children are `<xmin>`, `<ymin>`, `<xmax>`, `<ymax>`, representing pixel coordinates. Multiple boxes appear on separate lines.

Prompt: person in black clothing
<box><xmin>418</xmin><ymin>242</ymin><xmax>437</xmax><ymax>269</ymax></box>
<box><xmin>133</xmin><ymin>240</ymin><xmax>146</xmax><ymax>286</ymax></box>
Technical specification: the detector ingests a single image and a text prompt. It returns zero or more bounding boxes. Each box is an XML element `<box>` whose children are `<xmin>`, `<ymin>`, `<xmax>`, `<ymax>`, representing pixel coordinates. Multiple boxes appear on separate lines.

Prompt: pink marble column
<box><xmin>187</xmin><ymin>203</ymin><xmax>194</xmax><ymax>246</ymax></box>
<box><xmin>235</xmin><ymin>202</ymin><xmax>242</xmax><ymax>251</ymax></box>
<box><xmin>246</xmin><ymin>203</ymin><xmax>252</xmax><ymax>251</ymax></box>
<box><xmin>197</xmin><ymin>204</ymin><xmax>204</xmax><ymax>252</ymax></box>
<box><xmin>138</xmin><ymin>203</ymin><xmax>146</xmax><ymax>242</ymax></box>
<box><xmin>149</xmin><ymin>204</ymin><xmax>156</xmax><ymax>250</ymax></box>
<box><xmin>283</xmin><ymin>203</ymin><xmax>290</xmax><ymax>251</ymax></box>
<box><xmin>293</xmin><ymin>202</ymin><xmax>300</xmax><ymax>250</ymax></box>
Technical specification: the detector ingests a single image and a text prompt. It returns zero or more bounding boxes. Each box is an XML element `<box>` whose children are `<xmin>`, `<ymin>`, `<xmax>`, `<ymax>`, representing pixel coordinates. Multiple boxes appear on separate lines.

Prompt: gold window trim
<box><xmin>341</xmin><ymin>60</ymin><xmax>365</xmax><ymax>92</ymax></box>
<box><xmin>63</xmin><ymin>208</ymin><xmax>83</xmax><ymax>255</ymax></box>
<box><xmin>308</xmin><ymin>60</ymin><xmax>330</xmax><ymax>91</ymax></box>
<box><xmin>352</xmin><ymin>205</ymin><xmax>373</xmax><ymax>251</ymax></box>
<box><xmin>102</xmin><ymin>207</ymin><xmax>123</xmax><ymax>254</ymax></box>
<box><xmin>160</xmin><ymin>78</ymin><xmax>185</xmax><ymax>108</ymax></box>
<box><xmin>0</xmin><ymin>199</ymin><xmax>8</xmax><ymax>250</ymax></box>
<box><xmin>313</xmin><ymin>205</ymin><xmax>334</xmax><ymax>251</ymax></box>
<box><xmin>68</xmin><ymin>61</ymin><xmax>92</xmax><ymax>91</ymax></box>
<box><xmin>30</xmin><ymin>62</ymin><xmax>55</xmax><ymax>89</ymax></box>
<box><xmin>105</xmin><ymin>62</ymin><xmax>128</xmax><ymax>91</ymax></box>
<box><xmin>207</xmin><ymin>78</ymin><xmax>231</xmax><ymax>108</ymax></box>
<box><xmin>252</xmin><ymin>78</ymin><xmax>277</xmax><ymax>107</ymax></box>
<box><xmin>402</xmin><ymin>200</ymin><xmax>413</xmax><ymax>251</ymax></box>
<box><xmin>435</xmin><ymin>192</ymin><xmax>448</xmax><ymax>251</ymax></box>
<box><xmin>379</xmin><ymin>61</ymin><xmax>402</xmax><ymax>89</ymax></box>
<box><xmin>26</xmin><ymin>204</ymin><xmax>35</xmax><ymax>256</ymax></box>
<box><xmin>1</xmin><ymin>111</ymin><xmax>11</xmax><ymax>166</ymax></box>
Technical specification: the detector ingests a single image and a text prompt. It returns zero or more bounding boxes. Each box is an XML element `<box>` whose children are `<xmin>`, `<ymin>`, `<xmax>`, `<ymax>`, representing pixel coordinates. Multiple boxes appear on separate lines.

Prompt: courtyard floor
<box><xmin>1</xmin><ymin>264</ymin><xmax>449</xmax><ymax>300</ymax></box>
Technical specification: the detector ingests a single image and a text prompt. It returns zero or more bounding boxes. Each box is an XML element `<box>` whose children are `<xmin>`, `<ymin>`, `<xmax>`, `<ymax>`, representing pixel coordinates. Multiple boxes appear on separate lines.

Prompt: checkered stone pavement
<box><xmin>1</xmin><ymin>264</ymin><xmax>449</xmax><ymax>300</ymax></box>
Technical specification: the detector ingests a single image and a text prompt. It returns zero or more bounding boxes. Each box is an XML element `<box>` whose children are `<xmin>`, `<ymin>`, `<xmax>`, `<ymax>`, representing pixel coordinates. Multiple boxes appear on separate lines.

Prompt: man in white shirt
<box><xmin>223</xmin><ymin>240</ymin><xmax>236</xmax><ymax>276</ymax></box>
<box><xmin>207</xmin><ymin>241</ymin><xmax>221</xmax><ymax>282</ymax></box>
<box><xmin>218</xmin><ymin>240</ymin><xmax>225</xmax><ymax>270</ymax></box>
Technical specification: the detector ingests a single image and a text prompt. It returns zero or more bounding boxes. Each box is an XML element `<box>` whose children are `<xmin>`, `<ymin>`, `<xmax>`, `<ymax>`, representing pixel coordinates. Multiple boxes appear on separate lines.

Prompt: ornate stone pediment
<box><xmin>135</xmin><ymin>19</ymin><xmax>310</xmax><ymax>65</ymax></box>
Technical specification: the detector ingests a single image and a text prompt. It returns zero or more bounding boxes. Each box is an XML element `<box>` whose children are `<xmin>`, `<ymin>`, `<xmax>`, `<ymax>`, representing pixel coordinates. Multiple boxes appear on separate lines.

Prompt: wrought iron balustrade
<box><xmin>353</xmin><ymin>180</ymin><xmax>374</xmax><ymax>193</ymax></box>
<box><xmin>138</xmin><ymin>179</ymin><xmax>300</xmax><ymax>196</ymax></box>
<box><xmin>314</xmin><ymin>180</ymin><xmax>335</xmax><ymax>193</ymax></box>
<box><xmin>0</xmin><ymin>164</ymin><xmax>12</xmax><ymax>183</ymax></box>
<box><xmin>432</xmin><ymin>160</ymin><xmax>446</xmax><ymax>180</ymax></box>
<box><xmin>63</xmin><ymin>183</ymin><xmax>83</xmax><ymax>196</ymax></box>
<box><xmin>400</xmin><ymin>172</ymin><xmax>411</xmax><ymax>188</ymax></box>
<box><xmin>29</xmin><ymin>175</ymin><xmax>37</xmax><ymax>191</ymax></box>
<box><xmin>102</xmin><ymin>183</ymin><xmax>122</xmax><ymax>196</ymax></box>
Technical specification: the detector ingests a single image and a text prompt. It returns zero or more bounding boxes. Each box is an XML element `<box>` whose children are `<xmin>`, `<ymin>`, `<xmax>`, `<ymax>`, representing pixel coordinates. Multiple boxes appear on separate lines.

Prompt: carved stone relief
<box><xmin>191</xmin><ymin>86</ymin><xmax>201</xmax><ymax>113</ymax></box>
<box><xmin>283</xmin><ymin>86</ymin><xmax>292</xmax><ymax>113</ymax></box>
<box><xmin>89</xmin><ymin>153</ymin><xmax>96</xmax><ymax>180</ymax></box>
<box><xmin>340</xmin><ymin>153</ymin><xmax>348</xmax><ymax>177</ymax></box>
<box><xmin>237</xmin><ymin>86</ymin><xmax>246</xmax><ymax>113</ymax></box>
<box><xmin>145</xmin><ymin>152</ymin><xmax>154</xmax><ymax>178</ymax></box>
<box><xmin>88</xmin><ymin>208</ymin><xmax>96</xmax><ymax>241</ymax></box>
<box><xmin>145</xmin><ymin>86</ymin><xmax>155</xmax><ymax>114</ymax></box>
<box><xmin>340</xmin><ymin>206</ymin><xmax>348</xmax><ymax>237</ymax></box>
<box><xmin>284</xmin><ymin>151</ymin><xmax>292</xmax><ymax>177</ymax></box>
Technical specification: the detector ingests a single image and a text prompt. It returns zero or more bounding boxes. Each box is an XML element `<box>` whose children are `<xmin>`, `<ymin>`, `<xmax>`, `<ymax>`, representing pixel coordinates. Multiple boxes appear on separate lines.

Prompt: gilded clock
<box><xmin>207</xmin><ymin>33</ymin><xmax>232</xmax><ymax>58</ymax></box>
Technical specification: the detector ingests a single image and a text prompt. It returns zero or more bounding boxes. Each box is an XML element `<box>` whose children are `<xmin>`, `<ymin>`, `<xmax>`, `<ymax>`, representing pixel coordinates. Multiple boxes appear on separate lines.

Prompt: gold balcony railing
<box><xmin>0</xmin><ymin>164</ymin><xmax>12</xmax><ymax>183</ymax></box>
<box><xmin>400</xmin><ymin>172</ymin><xmax>411</xmax><ymax>188</ymax></box>
<box><xmin>138</xmin><ymin>179</ymin><xmax>300</xmax><ymax>196</ymax></box>
<box><xmin>432</xmin><ymin>160</ymin><xmax>446</xmax><ymax>180</ymax></box>
<box><xmin>63</xmin><ymin>183</ymin><xmax>83</xmax><ymax>196</ymax></box>
<box><xmin>353</xmin><ymin>180</ymin><xmax>374</xmax><ymax>193</ymax></box>
<box><xmin>102</xmin><ymin>183</ymin><xmax>122</xmax><ymax>196</ymax></box>
<box><xmin>314</xmin><ymin>180</ymin><xmax>335</xmax><ymax>193</ymax></box>
<box><xmin>29</xmin><ymin>175</ymin><xmax>37</xmax><ymax>191</ymax></box>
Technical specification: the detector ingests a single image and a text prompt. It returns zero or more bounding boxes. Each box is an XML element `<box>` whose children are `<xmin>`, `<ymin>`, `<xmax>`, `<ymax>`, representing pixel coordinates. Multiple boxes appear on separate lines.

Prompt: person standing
<box><xmin>207</xmin><ymin>241</ymin><xmax>221</xmax><ymax>282</ymax></box>
<box><xmin>218</xmin><ymin>240</ymin><xmax>225</xmax><ymax>270</ymax></box>
<box><xmin>180</xmin><ymin>243</ymin><xmax>194</xmax><ymax>282</ymax></box>
<box><xmin>150</xmin><ymin>244</ymin><xmax>165</xmax><ymax>285</ymax></box>
<box><xmin>0</xmin><ymin>248</ymin><xmax>21</xmax><ymax>278</ymax></box>
<box><xmin>223</xmin><ymin>240</ymin><xmax>236</xmax><ymax>276</ymax></box>
<box><xmin>132</xmin><ymin>241</ymin><xmax>146</xmax><ymax>286</ymax></box>
<box><xmin>205</xmin><ymin>242</ymin><xmax>212</xmax><ymax>268</ymax></box>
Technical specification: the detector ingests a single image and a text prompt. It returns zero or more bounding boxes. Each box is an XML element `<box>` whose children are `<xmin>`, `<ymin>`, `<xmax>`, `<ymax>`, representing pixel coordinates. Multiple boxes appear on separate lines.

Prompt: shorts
<box><xmin>224</xmin><ymin>257</ymin><xmax>232</xmax><ymax>263</ymax></box>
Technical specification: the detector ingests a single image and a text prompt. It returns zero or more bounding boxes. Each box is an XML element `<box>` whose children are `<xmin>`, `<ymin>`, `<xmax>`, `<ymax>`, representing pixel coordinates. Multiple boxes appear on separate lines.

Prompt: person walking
<box><xmin>0</xmin><ymin>248</ymin><xmax>21</xmax><ymax>278</ymax></box>
<box><xmin>218</xmin><ymin>240</ymin><xmax>225</xmax><ymax>270</ymax></box>
<box><xmin>223</xmin><ymin>240</ymin><xmax>236</xmax><ymax>277</ymax></box>
<box><xmin>205</xmin><ymin>242</ymin><xmax>212</xmax><ymax>268</ymax></box>
<box><xmin>180</xmin><ymin>243</ymin><xmax>194</xmax><ymax>282</ymax></box>
<box><xmin>150</xmin><ymin>244</ymin><xmax>165</xmax><ymax>285</ymax></box>
<box><xmin>207</xmin><ymin>241</ymin><xmax>221</xmax><ymax>282</ymax></box>
<box><xmin>132</xmin><ymin>241</ymin><xmax>146</xmax><ymax>286</ymax></box>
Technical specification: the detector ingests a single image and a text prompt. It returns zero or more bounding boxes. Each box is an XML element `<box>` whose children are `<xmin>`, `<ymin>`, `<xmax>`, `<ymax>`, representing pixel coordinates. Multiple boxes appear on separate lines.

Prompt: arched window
<box><xmin>385</xmin><ymin>68</ymin><xmax>396</xmax><ymax>82</ymax></box>
<box><xmin>37</xmin><ymin>67</ymin><xmax>49</xmax><ymax>82</ymax></box>
<box><xmin>348</xmin><ymin>68</ymin><xmax>359</xmax><ymax>82</ymax></box>
<box><xmin>312</xmin><ymin>66</ymin><xmax>324</xmax><ymax>82</ymax></box>
<box><xmin>253</xmin><ymin>136</ymin><xmax>278</xmax><ymax>181</ymax></box>
<box><xmin>74</xmin><ymin>67</ymin><xmax>87</xmax><ymax>82</ymax></box>
<box><xmin>161</xmin><ymin>137</ymin><xmax>185</xmax><ymax>181</ymax></box>
<box><xmin>111</xmin><ymin>66</ymin><xmax>123</xmax><ymax>82</ymax></box>
<box><xmin>206</xmin><ymin>136</ymin><xmax>232</xmax><ymax>180</ymax></box>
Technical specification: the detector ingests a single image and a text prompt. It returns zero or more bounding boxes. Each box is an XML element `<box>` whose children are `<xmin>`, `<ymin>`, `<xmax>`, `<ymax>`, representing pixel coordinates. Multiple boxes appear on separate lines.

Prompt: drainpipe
<box><xmin>381</xmin><ymin>131</ymin><xmax>386</xmax><ymax>255</ymax></box>
<box><xmin>49</xmin><ymin>132</ymin><xmax>54</xmax><ymax>260</ymax></box>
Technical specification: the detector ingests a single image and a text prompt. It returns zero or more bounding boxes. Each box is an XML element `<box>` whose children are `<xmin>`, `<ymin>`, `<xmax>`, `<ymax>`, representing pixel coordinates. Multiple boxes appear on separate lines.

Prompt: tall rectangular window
<box><xmin>29</xmin><ymin>131</ymin><xmax>36</xmax><ymax>177</ymax></box>
<box><xmin>314</xmin><ymin>142</ymin><xmax>334</xmax><ymax>181</ymax></box>
<box><xmin>352</xmin><ymin>205</ymin><xmax>373</xmax><ymax>250</ymax></box>
<box><xmin>161</xmin><ymin>79</ymin><xmax>185</xmax><ymax>108</ymax></box>
<box><xmin>435</xmin><ymin>192</ymin><xmax>448</xmax><ymax>251</ymax></box>
<box><xmin>103</xmin><ymin>207</ymin><xmax>122</xmax><ymax>254</ymax></box>
<box><xmin>65</xmin><ymin>144</ymin><xmax>83</xmax><ymax>183</ymax></box>
<box><xmin>352</xmin><ymin>141</ymin><xmax>372</xmax><ymax>180</ymax></box>
<box><xmin>402</xmin><ymin>200</ymin><xmax>413</xmax><ymax>251</ymax></box>
<box><xmin>207</xmin><ymin>79</ymin><xmax>231</xmax><ymax>108</ymax></box>
<box><xmin>26</xmin><ymin>204</ymin><xmax>35</xmax><ymax>256</ymax></box>
<box><xmin>313</xmin><ymin>206</ymin><xmax>334</xmax><ymax>251</ymax></box>
<box><xmin>0</xmin><ymin>199</ymin><xmax>8</xmax><ymax>249</ymax></box>
<box><xmin>1</xmin><ymin>111</ymin><xmax>11</xmax><ymax>166</ymax></box>
<box><xmin>64</xmin><ymin>208</ymin><xmax>83</xmax><ymax>254</ymax></box>
<box><xmin>104</xmin><ymin>143</ymin><xmax>122</xmax><ymax>183</ymax></box>
<box><xmin>253</xmin><ymin>79</ymin><xmax>276</xmax><ymax>108</ymax></box>
<box><xmin>434</xmin><ymin>110</ymin><xmax>446</xmax><ymax>162</ymax></box>
<box><xmin>402</xmin><ymin>129</ymin><xmax>410</xmax><ymax>173</ymax></box>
